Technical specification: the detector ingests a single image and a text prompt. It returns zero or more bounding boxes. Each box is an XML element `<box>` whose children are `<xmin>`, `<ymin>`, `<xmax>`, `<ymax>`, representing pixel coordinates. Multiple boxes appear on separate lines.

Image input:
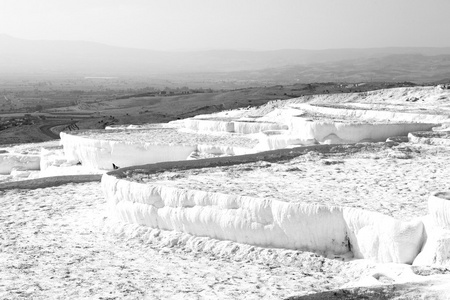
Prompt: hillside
<box><xmin>1</xmin><ymin>35</ymin><xmax>450</xmax><ymax>84</ymax></box>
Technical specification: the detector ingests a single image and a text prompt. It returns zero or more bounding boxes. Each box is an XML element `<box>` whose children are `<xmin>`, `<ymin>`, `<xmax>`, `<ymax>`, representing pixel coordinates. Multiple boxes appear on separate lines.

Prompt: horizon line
<box><xmin>2</xmin><ymin>33</ymin><xmax>450</xmax><ymax>53</ymax></box>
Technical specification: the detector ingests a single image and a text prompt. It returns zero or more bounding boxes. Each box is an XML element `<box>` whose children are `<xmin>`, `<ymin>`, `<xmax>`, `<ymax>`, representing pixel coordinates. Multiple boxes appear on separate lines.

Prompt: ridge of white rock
<box><xmin>0</xmin><ymin>142</ymin><xmax>63</xmax><ymax>175</ymax></box>
<box><xmin>408</xmin><ymin>131</ymin><xmax>450</xmax><ymax>146</ymax></box>
<box><xmin>103</xmin><ymin>177</ymin><xmax>349</xmax><ymax>255</ymax></box>
<box><xmin>414</xmin><ymin>193</ymin><xmax>450</xmax><ymax>267</ymax></box>
<box><xmin>59</xmin><ymin>129</ymin><xmax>259</xmax><ymax>170</ymax></box>
<box><xmin>0</xmin><ymin>153</ymin><xmax>40</xmax><ymax>175</ymax></box>
<box><xmin>181</xmin><ymin>118</ymin><xmax>287</xmax><ymax>134</ymax></box>
<box><xmin>182</xmin><ymin>119</ymin><xmax>235</xmax><ymax>132</ymax></box>
<box><xmin>202</xmin><ymin>86</ymin><xmax>450</xmax><ymax>121</ymax></box>
<box><xmin>291</xmin><ymin>103</ymin><xmax>450</xmax><ymax>124</ymax></box>
<box><xmin>254</xmin><ymin>130</ymin><xmax>317</xmax><ymax>151</ymax></box>
<box><xmin>0</xmin><ymin>140</ymin><xmax>88</xmax><ymax>178</ymax></box>
<box><xmin>195</xmin><ymin>144</ymin><xmax>253</xmax><ymax>156</ymax></box>
<box><xmin>252</xmin><ymin>121</ymin><xmax>435</xmax><ymax>150</ymax></box>
<box><xmin>428</xmin><ymin>192</ymin><xmax>450</xmax><ymax>230</ymax></box>
<box><xmin>101</xmin><ymin>171</ymin><xmax>425</xmax><ymax>264</ymax></box>
<box><xmin>343</xmin><ymin>208</ymin><xmax>424</xmax><ymax>264</ymax></box>
<box><xmin>288</xmin><ymin>118</ymin><xmax>434</xmax><ymax>144</ymax></box>
<box><xmin>292</xmin><ymin>86</ymin><xmax>450</xmax><ymax>107</ymax></box>
<box><xmin>60</xmin><ymin>132</ymin><xmax>198</xmax><ymax>170</ymax></box>
<box><xmin>105</xmin><ymin>123</ymin><xmax>176</xmax><ymax>130</ymax></box>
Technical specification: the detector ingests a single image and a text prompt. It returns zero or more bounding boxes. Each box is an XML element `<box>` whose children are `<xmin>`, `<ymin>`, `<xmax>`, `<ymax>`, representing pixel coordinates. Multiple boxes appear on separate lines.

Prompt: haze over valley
<box><xmin>1</xmin><ymin>34</ymin><xmax>450</xmax><ymax>84</ymax></box>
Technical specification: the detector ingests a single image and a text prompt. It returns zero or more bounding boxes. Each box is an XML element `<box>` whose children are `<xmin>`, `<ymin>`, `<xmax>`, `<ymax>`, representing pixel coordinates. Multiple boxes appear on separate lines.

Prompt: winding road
<box><xmin>39</xmin><ymin>122</ymin><xmax>77</xmax><ymax>139</ymax></box>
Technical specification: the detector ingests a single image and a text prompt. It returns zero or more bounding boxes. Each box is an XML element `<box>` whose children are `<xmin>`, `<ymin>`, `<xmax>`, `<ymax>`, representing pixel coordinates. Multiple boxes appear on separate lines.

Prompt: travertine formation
<box><xmin>101</xmin><ymin>142</ymin><xmax>450</xmax><ymax>264</ymax></box>
<box><xmin>2</xmin><ymin>86</ymin><xmax>450</xmax><ymax>298</ymax></box>
<box><xmin>97</xmin><ymin>87</ymin><xmax>450</xmax><ymax>266</ymax></box>
<box><xmin>59</xmin><ymin>96</ymin><xmax>443</xmax><ymax>170</ymax></box>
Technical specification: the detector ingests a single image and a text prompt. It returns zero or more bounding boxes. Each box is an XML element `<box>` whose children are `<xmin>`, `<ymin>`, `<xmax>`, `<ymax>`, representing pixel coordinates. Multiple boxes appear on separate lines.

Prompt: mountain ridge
<box><xmin>1</xmin><ymin>35</ymin><xmax>450</xmax><ymax>82</ymax></box>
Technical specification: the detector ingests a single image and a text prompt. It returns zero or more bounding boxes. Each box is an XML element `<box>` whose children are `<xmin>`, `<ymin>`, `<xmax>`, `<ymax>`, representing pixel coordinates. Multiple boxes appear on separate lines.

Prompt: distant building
<box><xmin>345</xmin><ymin>82</ymin><xmax>366</xmax><ymax>88</ymax></box>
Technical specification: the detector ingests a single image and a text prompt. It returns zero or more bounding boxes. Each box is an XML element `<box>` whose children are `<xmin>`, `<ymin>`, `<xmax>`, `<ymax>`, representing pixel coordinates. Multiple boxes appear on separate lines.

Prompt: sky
<box><xmin>1</xmin><ymin>0</ymin><xmax>449</xmax><ymax>51</ymax></box>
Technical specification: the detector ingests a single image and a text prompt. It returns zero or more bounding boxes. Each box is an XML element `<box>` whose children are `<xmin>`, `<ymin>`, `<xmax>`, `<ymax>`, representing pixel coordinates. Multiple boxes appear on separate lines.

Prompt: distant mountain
<box><xmin>207</xmin><ymin>53</ymin><xmax>450</xmax><ymax>84</ymax></box>
<box><xmin>1</xmin><ymin>34</ymin><xmax>450</xmax><ymax>82</ymax></box>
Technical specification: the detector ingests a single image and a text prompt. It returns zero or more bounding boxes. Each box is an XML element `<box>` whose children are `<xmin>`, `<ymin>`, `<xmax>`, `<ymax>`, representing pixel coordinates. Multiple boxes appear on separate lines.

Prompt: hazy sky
<box><xmin>1</xmin><ymin>0</ymin><xmax>449</xmax><ymax>51</ymax></box>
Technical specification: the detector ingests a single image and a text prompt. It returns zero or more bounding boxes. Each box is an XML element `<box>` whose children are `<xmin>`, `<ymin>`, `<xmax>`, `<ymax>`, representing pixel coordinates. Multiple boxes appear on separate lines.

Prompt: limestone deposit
<box><xmin>1</xmin><ymin>86</ymin><xmax>450</xmax><ymax>299</ymax></box>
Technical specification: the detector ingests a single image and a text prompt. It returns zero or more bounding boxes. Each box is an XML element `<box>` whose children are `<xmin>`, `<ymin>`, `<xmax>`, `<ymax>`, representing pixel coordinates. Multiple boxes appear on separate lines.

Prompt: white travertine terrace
<box><xmin>254</xmin><ymin>130</ymin><xmax>317</xmax><ymax>150</ymax></box>
<box><xmin>0</xmin><ymin>153</ymin><xmax>40</xmax><ymax>174</ymax></box>
<box><xmin>181</xmin><ymin>118</ymin><xmax>287</xmax><ymax>134</ymax></box>
<box><xmin>291</xmin><ymin>103</ymin><xmax>450</xmax><ymax>124</ymax></box>
<box><xmin>58</xmin><ymin>106</ymin><xmax>441</xmax><ymax>171</ymax></box>
<box><xmin>429</xmin><ymin>192</ymin><xmax>450</xmax><ymax>230</ymax></box>
<box><xmin>287</xmin><ymin>119</ymin><xmax>434</xmax><ymax>144</ymax></box>
<box><xmin>101</xmin><ymin>166</ymin><xmax>425</xmax><ymax>264</ymax></box>
<box><xmin>408</xmin><ymin>131</ymin><xmax>450</xmax><ymax>146</ymax></box>
<box><xmin>96</xmin><ymin>84</ymin><xmax>450</xmax><ymax>265</ymax></box>
<box><xmin>60</xmin><ymin>132</ymin><xmax>198</xmax><ymax>170</ymax></box>
<box><xmin>0</xmin><ymin>141</ymin><xmax>62</xmax><ymax>176</ymax></box>
<box><xmin>57</xmin><ymin>86</ymin><xmax>450</xmax><ymax>171</ymax></box>
<box><xmin>413</xmin><ymin>193</ymin><xmax>450</xmax><ymax>266</ymax></box>
<box><xmin>99</xmin><ymin>139</ymin><xmax>450</xmax><ymax>264</ymax></box>
<box><xmin>121</xmin><ymin>145</ymin><xmax>450</xmax><ymax>220</ymax></box>
<box><xmin>60</xmin><ymin>128</ymin><xmax>258</xmax><ymax>170</ymax></box>
<box><xmin>181</xmin><ymin>118</ymin><xmax>235</xmax><ymax>132</ymax></box>
<box><xmin>233</xmin><ymin>120</ymin><xmax>288</xmax><ymax>134</ymax></box>
<box><xmin>289</xmin><ymin>86</ymin><xmax>450</xmax><ymax>108</ymax></box>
